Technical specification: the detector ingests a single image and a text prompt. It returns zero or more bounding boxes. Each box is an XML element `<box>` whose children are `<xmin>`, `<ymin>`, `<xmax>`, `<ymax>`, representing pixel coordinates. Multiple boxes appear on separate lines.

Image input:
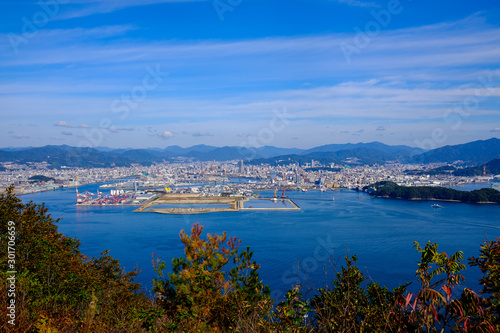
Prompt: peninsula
<box><xmin>363</xmin><ymin>181</ymin><xmax>500</xmax><ymax>204</ymax></box>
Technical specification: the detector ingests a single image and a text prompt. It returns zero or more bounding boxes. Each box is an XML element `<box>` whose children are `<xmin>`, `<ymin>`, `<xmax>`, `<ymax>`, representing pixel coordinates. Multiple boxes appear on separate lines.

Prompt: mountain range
<box><xmin>0</xmin><ymin>138</ymin><xmax>499</xmax><ymax>169</ymax></box>
<box><xmin>411</xmin><ymin>138</ymin><xmax>500</xmax><ymax>165</ymax></box>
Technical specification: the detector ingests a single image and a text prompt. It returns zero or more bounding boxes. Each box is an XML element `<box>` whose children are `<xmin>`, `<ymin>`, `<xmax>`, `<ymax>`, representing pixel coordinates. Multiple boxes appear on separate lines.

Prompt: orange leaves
<box><xmin>405</xmin><ymin>241</ymin><xmax>470</xmax><ymax>331</ymax></box>
<box><xmin>227</xmin><ymin>236</ymin><xmax>241</xmax><ymax>251</ymax></box>
<box><xmin>404</xmin><ymin>293</ymin><xmax>413</xmax><ymax>308</ymax></box>
<box><xmin>189</xmin><ymin>222</ymin><xmax>203</xmax><ymax>241</ymax></box>
<box><xmin>442</xmin><ymin>284</ymin><xmax>452</xmax><ymax>299</ymax></box>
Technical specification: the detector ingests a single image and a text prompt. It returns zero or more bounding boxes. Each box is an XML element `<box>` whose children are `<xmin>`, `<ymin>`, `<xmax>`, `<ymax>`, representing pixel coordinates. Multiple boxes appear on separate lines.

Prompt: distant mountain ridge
<box><xmin>248</xmin><ymin>147</ymin><xmax>401</xmax><ymax>166</ymax></box>
<box><xmin>303</xmin><ymin>142</ymin><xmax>423</xmax><ymax>156</ymax></box>
<box><xmin>1</xmin><ymin>138</ymin><xmax>499</xmax><ymax>168</ymax></box>
<box><xmin>0</xmin><ymin>146</ymin><xmax>133</xmax><ymax>168</ymax></box>
<box><xmin>412</xmin><ymin>138</ymin><xmax>500</xmax><ymax>164</ymax></box>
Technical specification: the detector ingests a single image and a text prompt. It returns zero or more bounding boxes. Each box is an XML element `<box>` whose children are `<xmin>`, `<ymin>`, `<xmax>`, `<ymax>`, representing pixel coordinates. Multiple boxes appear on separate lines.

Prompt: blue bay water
<box><xmin>21</xmin><ymin>184</ymin><xmax>500</xmax><ymax>299</ymax></box>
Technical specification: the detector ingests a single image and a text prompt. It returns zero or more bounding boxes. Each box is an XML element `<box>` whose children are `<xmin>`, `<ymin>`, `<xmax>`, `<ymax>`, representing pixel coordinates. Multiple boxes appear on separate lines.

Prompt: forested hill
<box><xmin>364</xmin><ymin>181</ymin><xmax>500</xmax><ymax>204</ymax></box>
<box><xmin>412</xmin><ymin>138</ymin><xmax>500</xmax><ymax>164</ymax></box>
<box><xmin>404</xmin><ymin>158</ymin><xmax>500</xmax><ymax>177</ymax></box>
<box><xmin>454</xmin><ymin>158</ymin><xmax>500</xmax><ymax>176</ymax></box>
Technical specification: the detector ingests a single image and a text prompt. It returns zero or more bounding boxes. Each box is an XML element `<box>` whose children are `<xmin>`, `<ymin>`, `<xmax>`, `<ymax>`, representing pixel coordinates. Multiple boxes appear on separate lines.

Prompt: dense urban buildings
<box><xmin>1</xmin><ymin>160</ymin><xmax>498</xmax><ymax>197</ymax></box>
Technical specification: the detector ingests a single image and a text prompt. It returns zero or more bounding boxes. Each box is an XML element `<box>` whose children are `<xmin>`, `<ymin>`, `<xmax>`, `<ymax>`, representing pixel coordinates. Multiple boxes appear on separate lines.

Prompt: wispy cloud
<box><xmin>192</xmin><ymin>132</ymin><xmax>215</xmax><ymax>137</ymax></box>
<box><xmin>57</xmin><ymin>0</ymin><xmax>208</xmax><ymax>20</ymax></box>
<box><xmin>1</xmin><ymin>14</ymin><xmax>499</xmax><ymax>148</ymax></box>
<box><xmin>332</xmin><ymin>0</ymin><xmax>379</xmax><ymax>8</ymax></box>
<box><xmin>54</xmin><ymin>121</ymin><xmax>75</xmax><ymax>128</ymax></box>
<box><xmin>11</xmin><ymin>134</ymin><xmax>30</xmax><ymax>139</ymax></box>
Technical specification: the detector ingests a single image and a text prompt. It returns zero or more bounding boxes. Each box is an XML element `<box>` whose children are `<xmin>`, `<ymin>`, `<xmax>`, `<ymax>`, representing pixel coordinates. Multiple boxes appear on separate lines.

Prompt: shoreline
<box><xmin>371</xmin><ymin>195</ymin><xmax>498</xmax><ymax>205</ymax></box>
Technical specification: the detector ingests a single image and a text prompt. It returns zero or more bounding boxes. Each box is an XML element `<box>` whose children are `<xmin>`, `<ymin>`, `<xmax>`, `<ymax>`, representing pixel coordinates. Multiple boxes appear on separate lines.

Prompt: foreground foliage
<box><xmin>1</xmin><ymin>185</ymin><xmax>499</xmax><ymax>332</ymax></box>
<box><xmin>0</xmin><ymin>185</ymin><xmax>155</xmax><ymax>332</ymax></box>
<box><xmin>152</xmin><ymin>223</ymin><xmax>272</xmax><ymax>331</ymax></box>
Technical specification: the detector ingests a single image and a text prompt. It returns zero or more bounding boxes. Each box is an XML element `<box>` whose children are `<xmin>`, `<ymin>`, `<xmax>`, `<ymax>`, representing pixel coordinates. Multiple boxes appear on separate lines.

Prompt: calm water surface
<box><xmin>21</xmin><ymin>184</ymin><xmax>500</xmax><ymax>299</ymax></box>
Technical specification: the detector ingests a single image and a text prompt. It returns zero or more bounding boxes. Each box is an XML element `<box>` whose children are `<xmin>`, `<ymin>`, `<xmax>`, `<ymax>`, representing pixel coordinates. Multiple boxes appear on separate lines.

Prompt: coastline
<box><xmin>371</xmin><ymin>195</ymin><xmax>498</xmax><ymax>205</ymax></box>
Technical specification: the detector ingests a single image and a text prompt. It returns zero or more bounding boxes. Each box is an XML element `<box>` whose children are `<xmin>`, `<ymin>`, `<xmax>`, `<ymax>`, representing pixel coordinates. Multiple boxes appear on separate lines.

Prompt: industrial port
<box><xmin>75</xmin><ymin>187</ymin><xmax>160</xmax><ymax>206</ymax></box>
<box><xmin>76</xmin><ymin>184</ymin><xmax>300</xmax><ymax>214</ymax></box>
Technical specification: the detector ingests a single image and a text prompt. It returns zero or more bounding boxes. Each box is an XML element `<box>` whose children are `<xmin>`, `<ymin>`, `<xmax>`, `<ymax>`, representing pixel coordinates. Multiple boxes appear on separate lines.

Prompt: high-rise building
<box><xmin>239</xmin><ymin>160</ymin><xmax>244</xmax><ymax>173</ymax></box>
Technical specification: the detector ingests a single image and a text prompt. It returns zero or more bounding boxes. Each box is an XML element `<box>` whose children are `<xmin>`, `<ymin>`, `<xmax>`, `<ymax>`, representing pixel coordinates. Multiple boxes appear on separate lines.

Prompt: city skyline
<box><xmin>1</xmin><ymin>0</ymin><xmax>500</xmax><ymax>149</ymax></box>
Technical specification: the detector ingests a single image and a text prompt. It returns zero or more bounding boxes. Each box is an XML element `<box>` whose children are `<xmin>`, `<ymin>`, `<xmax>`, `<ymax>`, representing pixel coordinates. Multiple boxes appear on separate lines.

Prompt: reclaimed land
<box><xmin>134</xmin><ymin>194</ymin><xmax>246</xmax><ymax>214</ymax></box>
<box><xmin>134</xmin><ymin>194</ymin><xmax>300</xmax><ymax>214</ymax></box>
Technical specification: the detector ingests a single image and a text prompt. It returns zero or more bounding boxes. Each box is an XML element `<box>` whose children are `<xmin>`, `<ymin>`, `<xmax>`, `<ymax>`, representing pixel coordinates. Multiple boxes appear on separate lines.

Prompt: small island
<box><xmin>363</xmin><ymin>181</ymin><xmax>500</xmax><ymax>204</ymax></box>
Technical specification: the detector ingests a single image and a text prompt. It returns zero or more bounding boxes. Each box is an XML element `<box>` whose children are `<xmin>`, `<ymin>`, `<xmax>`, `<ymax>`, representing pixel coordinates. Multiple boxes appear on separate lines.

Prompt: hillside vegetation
<box><xmin>364</xmin><ymin>181</ymin><xmax>500</xmax><ymax>203</ymax></box>
<box><xmin>454</xmin><ymin>158</ymin><xmax>500</xmax><ymax>177</ymax></box>
<box><xmin>1</xmin><ymin>186</ymin><xmax>499</xmax><ymax>332</ymax></box>
<box><xmin>405</xmin><ymin>158</ymin><xmax>500</xmax><ymax>177</ymax></box>
<box><xmin>412</xmin><ymin>138</ymin><xmax>500</xmax><ymax>164</ymax></box>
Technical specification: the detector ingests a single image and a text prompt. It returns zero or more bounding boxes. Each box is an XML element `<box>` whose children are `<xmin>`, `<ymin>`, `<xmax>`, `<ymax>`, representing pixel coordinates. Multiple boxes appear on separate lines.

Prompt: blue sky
<box><xmin>1</xmin><ymin>0</ymin><xmax>500</xmax><ymax>149</ymax></box>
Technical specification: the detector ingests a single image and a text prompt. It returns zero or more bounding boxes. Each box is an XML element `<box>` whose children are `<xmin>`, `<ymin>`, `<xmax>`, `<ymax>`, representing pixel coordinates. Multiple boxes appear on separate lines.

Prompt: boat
<box><xmin>431</xmin><ymin>204</ymin><xmax>442</xmax><ymax>208</ymax></box>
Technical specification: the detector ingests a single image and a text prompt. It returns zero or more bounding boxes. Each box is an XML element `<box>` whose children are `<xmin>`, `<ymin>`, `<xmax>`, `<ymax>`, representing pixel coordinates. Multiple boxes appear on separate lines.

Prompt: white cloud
<box><xmin>158</xmin><ymin>131</ymin><xmax>174</xmax><ymax>139</ymax></box>
<box><xmin>54</xmin><ymin>121</ymin><xmax>75</xmax><ymax>128</ymax></box>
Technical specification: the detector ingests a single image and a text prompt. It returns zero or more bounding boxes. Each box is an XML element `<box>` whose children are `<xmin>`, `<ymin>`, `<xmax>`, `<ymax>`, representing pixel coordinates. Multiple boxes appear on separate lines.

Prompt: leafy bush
<box><xmin>152</xmin><ymin>223</ymin><xmax>272</xmax><ymax>332</ymax></box>
<box><xmin>0</xmin><ymin>185</ymin><xmax>156</xmax><ymax>332</ymax></box>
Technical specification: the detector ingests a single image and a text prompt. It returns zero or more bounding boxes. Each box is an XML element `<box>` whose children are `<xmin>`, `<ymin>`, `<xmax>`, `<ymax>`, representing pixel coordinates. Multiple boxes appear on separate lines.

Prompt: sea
<box><xmin>20</xmin><ymin>181</ymin><xmax>500</xmax><ymax>300</ymax></box>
